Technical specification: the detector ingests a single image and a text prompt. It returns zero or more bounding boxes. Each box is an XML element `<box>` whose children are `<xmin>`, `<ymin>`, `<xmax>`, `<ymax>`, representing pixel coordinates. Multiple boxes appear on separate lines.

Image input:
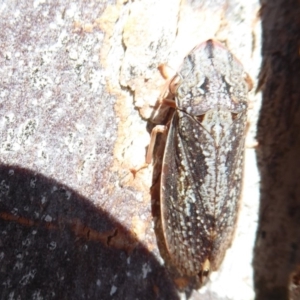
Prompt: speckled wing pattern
<box><xmin>160</xmin><ymin>40</ymin><xmax>249</xmax><ymax>276</ymax></box>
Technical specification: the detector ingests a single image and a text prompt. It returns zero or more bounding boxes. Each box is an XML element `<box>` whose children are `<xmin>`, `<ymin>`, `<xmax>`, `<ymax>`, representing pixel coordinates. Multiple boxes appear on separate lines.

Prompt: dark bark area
<box><xmin>0</xmin><ymin>165</ymin><xmax>179</xmax><ymax>300</ymax></box>
<box><xmin>254</xmin><ymin>0</ymin><xmax>300</xmax><ymax>299</ymax></box>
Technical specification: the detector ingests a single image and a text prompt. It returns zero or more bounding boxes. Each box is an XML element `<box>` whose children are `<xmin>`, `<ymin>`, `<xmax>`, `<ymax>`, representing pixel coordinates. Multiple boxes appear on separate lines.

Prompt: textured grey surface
<box><xmin>0</xmin><ymin>1</ymin><xmax>116</xmax><ymax>204</ymax></box>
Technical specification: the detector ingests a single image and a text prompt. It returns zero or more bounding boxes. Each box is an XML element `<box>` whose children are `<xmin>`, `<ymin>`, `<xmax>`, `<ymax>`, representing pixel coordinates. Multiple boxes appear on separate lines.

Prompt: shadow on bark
<box><xmin>0</xmin><ymin>164</ymin><xmax>180</xmax><ymax>300</ymax></box>
<box><xmin>254</xmin><ymin>1</ymin><xmax>300</xmax><ymax>299</ymax></box>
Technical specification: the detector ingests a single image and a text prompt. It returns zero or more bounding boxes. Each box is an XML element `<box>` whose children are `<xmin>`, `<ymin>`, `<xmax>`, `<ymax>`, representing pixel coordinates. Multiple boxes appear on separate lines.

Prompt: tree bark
<box><xmin>254</xmin><ymin>1</ymin><xmax>300</xmax><ymax>299</ymax></box>
<box><xmin>0</xmin><ymin>1</ymin><xmax>261</xmax><ymax>299</ymax></box>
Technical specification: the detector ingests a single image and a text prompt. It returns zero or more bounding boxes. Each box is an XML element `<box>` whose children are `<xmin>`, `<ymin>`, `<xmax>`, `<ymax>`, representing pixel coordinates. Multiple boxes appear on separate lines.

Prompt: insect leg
<box><xmin>146</xmin><ymin>125</ymin><xmax>168</xmax><ymax>164</ymax></box>
<box><xmin>158</xmin><ymin>64</ymin><xmax>176</xmax><ymax>80</ymax></box>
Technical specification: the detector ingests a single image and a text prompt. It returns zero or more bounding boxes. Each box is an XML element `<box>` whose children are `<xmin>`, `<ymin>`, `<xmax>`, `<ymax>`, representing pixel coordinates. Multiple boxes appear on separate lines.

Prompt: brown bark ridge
<box><xmin>254</xmin><ymin>0</ymin><xmax>300</xmax><ymax>299</ymax></box>
<box><xmin>0</xmin><ymin>0</ymin><xmax>261</xmax><ymax>299</ymax></box>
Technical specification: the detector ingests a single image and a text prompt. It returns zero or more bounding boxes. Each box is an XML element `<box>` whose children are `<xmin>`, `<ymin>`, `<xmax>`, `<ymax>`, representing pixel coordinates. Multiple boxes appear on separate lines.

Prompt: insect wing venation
<box><xmin>161</xmin><ymin>108</ymin><xmax>247</xmax><ymax>276</ymax></box>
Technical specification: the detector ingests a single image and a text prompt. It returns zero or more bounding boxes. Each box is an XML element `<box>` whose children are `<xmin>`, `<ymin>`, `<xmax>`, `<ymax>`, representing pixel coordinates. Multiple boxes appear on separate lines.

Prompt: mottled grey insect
<box><xmin>147</xmin><ymin>40</ymin><xmax>252</xmax><ymax>279</ymax></box>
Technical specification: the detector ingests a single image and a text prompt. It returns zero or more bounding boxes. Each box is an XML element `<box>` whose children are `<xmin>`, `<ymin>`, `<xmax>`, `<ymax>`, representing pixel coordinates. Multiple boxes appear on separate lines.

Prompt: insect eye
<box><xmin>169</xmin><ymin>75</ymin><xmax>181</xmax><ymax>95</ymax></box>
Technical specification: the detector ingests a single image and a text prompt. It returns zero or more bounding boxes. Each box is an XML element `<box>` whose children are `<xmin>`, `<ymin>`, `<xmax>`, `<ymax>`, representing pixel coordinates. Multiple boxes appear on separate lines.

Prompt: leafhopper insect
<box><xmin>148</xmin><ymin>40</ymin><xmax>252</xmax><ymax>279</ymax></box>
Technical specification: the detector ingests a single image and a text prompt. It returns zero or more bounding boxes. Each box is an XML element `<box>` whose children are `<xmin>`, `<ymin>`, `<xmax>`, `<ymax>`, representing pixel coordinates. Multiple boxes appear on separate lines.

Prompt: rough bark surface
<box><xmin>254</xmin><ymin>1</ymin><xmax>300</xmax><ymax>300</ymax></box>
<box><xmin>0</xmin><ymin>0</ymin><xmax>261</xmax><ymax>299</ymax></box>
